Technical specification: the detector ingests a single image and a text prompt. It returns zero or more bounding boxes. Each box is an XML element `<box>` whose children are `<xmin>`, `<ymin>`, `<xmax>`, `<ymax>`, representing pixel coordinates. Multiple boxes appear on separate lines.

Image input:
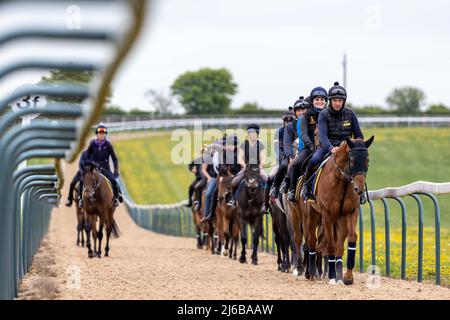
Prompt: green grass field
<box><xmin>114</xmin><ymin>127</ymin><xmax>450</xmax><ymax>285</ymax></box>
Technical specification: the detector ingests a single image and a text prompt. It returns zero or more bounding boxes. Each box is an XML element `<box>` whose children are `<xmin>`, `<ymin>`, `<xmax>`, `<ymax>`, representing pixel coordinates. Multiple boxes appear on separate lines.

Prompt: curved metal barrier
<box><xmin>120</xmin><ymin>177</ymin><xmax>447</xmax><ymax>286</ymax></box>
<box><xmin>0</xmin><ymin>0</ymin><xmax>146</xmax><ymax>299</ymax></box>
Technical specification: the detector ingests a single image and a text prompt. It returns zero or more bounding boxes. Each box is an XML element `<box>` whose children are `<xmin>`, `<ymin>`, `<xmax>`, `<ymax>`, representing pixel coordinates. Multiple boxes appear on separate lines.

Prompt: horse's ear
<box><xmin>345</xmin><ymin>136</ymin><xmax>354</xmax><ymax>149</ymax></box>
<box><xmin>365</xmin><ymin>135</ymin><xmax>375</xmax><ymax>148</ymax></box>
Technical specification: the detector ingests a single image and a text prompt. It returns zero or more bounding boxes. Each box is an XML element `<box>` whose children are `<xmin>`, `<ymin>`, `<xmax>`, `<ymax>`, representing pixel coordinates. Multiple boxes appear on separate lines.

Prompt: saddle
<box><xmin>295</xmin><ymin>154</ymin><xmax>332</xmax><ymax>199</ymax></box>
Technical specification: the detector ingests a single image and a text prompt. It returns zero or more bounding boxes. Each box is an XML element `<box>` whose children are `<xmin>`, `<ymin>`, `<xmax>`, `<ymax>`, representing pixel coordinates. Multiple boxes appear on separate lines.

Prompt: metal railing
<box><xmin>0</xmin><ymin>0</ymin><xmax>146</xmax><ymax>300</ymax></box>
<box><xmin>120</xmin><ymin>179</ymin><xmax>447</xmax><ymax>286</ymax></box>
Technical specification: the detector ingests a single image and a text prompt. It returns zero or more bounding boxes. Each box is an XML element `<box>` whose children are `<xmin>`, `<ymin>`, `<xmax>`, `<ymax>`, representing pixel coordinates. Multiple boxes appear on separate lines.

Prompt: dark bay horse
<box><xmin>269</xmin><ymin>192</ymin><xmax>292</xmax><ymax>273</ymax></box>
<box><xmin>304</xmin><ymin>136</ymin><xmax>374</xmax><ymax>284</ymax></box>
<box><xmin>216</xmin><ymin>165</ymin><xmax>239</xmax><ymax>259</ymax></box>
<box><xmin>81</xmin><ymin>162</ymin><xmax>120</xmax><ymax>258</ymax></box>
<box><xmin>236</xmin><ymin>164</ymin><xmax>264</xmax><ymax>265</ymax></box>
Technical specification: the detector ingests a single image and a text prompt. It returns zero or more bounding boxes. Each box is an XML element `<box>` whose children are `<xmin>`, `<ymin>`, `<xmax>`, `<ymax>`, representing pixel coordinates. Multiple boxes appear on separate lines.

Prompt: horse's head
<box><xmin>81</xmin><ymin>161</ymin><xmax>101</xmax><ymax>204</ymax></box>
<box><xmin>338</xmin><ymin>136</ymin><xmax>374</xmax><ymax>196</ymax></box>
<box><xmin>244</xmin><ymin>164</ymin><xmax>261</xmax><ymax>199</ymax></box>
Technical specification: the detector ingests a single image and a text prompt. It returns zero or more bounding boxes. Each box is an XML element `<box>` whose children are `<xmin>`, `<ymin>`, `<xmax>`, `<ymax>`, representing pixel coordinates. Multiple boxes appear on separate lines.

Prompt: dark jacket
<box><xmin>318</xmin><ymin>107</ymin><xmax>364</xmax><ymax>152</ymax></box>
<box><xmin>301</xmin><ymin>107</ymin><xmax>321</xmax><ymax>152</ymax></box>
<box><xmin>283</xmin><ymin>122</ymin><xmax>295</xmax><ymax>158</ymax></box>
<box><xmin>189</xmin><ymin>157</ymin><xmax>203</xmax><ymax>179</ymax></box>
<box><xmin>86</xmin><ymin>139</ymin><xmax>119</xmax><ymax>173</ymax></box>
<box><xmin>78</xmin><ymin>151</ymin><xmax>89</xmax><ymax>171</ymax></box>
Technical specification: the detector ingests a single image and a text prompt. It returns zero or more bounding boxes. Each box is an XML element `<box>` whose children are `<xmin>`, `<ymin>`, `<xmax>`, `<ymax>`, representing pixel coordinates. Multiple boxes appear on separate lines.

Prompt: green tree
<box><xmin>426</xmin><ymin>103</ymin><xmax>450</xmax><ymax>114</ymax></box>
<box><xmin>40</xmin><ymin>70</ymin><xmax>113</xmax><ymax>104</ymax></box>
<box><xmin>103</xmin><ymin>105</ymin><xmax>127</xmax><ymax>115</ymax></box>
<box><xmin>144</xmin><ymin>89</ymin><xmax>173</xmax><ymax>116</ymax></box>
<box><xmin>171</xmin><ymin>67</ymin><xmax>237</xmax><ymax>114</ymax></box>
<box><xmin>386</xmin><ymin>86</ymin><xmax>425</xmax><ymax>114</ymax></box>
<box><xmin>234</xmin><ymin>102</ymin><xmax>263</xmax><ymax>114</ymax></box>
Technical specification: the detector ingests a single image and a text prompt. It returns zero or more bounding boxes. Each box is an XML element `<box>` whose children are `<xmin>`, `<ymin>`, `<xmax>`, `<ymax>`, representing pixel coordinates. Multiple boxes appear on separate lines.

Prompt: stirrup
<box><xmin>269</xmin><ymin>185</ymin><xmax>278</xmax><ymax>198</ymax></box>
<box><xmin>65</xmin><ymin>199</ymin><xmax>72</xmax><ymax>207</ymax></box>
<box><xmin>287</xmin><ymin>189</ymin><xmax>296</xmax><ymax>202</ymax></box>
<box><xmin>227</xmin><ymin>199</ymin><xmax>236</xmax><ymax>208</ymax></box>
<box><xmin>280</xmin><ymin>181</ymin><xmax>289</xmax><ymax>194</ymax></box>
<box><xmin>78</xmin><ymin>199</ymin><xmax>84</xmax><ymax>208</ymax></box>
<box><xmin>113</xmin><ymin>198</ymin><xmax>120</xmax><ymax>207</ymax></box>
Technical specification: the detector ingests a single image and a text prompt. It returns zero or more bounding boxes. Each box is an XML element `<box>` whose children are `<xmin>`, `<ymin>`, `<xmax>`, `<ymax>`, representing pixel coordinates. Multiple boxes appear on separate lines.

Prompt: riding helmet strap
<box><xmin>245</xmin><ymin>139</ymin><xmax>249</xmax><ymax>164</ymax></box>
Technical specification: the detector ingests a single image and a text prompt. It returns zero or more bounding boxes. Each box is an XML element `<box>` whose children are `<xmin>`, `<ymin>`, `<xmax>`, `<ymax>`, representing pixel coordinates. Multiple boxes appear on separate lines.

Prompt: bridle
<box><xmin>332</xmin><ymin>147</ymin><xmax>369</xmax><ymax>183</ymax></box>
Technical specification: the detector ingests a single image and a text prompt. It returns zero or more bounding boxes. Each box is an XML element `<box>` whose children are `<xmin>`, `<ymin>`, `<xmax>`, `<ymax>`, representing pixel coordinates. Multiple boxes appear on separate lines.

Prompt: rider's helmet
<box><xmin>328</xmin><ymin>81</ymin><xmax>347</xmax><ymax>110</ymax></box>
<box><xmin>247</xmin><ymin>123</ymin><xmax>260</xmax><ymax>134</ymax></box>
<box><xmin>95</xmin><ymin>123</ymin><xmax>108</xmax><ymax>135</ymax></box>
<box><xmin>293</xmin><ymin>96</ymin><xmax>305</xmax><ymax>111</ymax></box>
<box><xmin>310</xmin><ymin>87</ymin><xmax>328</xmax><ymax>102</ymax></box>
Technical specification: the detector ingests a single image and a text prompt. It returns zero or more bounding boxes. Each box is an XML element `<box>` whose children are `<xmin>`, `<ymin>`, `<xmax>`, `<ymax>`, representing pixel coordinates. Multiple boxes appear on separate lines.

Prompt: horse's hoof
<box><xmin>293</xmin><ymin>268</ymin><xmax>299</xmax><ymax>277</ymax></box>
<box><xmin>329</xmin><ymin>279</ymin><xmax>336</xmax><ymax>285</ymax></box>
<box><xmin>97</xmin><ymin>254</ymin><xmax>102</xmax><ymax>258</ymax></box>
<box><xmin>252</xmin><ymin>260</ymin><xmax>258</xmax><ymax>266</ymax></box>
<box><xmin>104</xmin><ymin>252</ymin><xmax>109</xmax><ymax>257</ymax></box>
<box><xmin>88</xmin><ymin>252</ymin><xmax>94</xmax><ymax>259</ymax></box>
<box><xmin>277</xmin><ymin>265</ymin><xmax>282</xmax><ymax>271</ymax></box>
<box><xmin>223</xmin><ymin>251</ymin><xmax>228</xmax><ymax>257</ymax></box>
<box><xmin>304</xmin><ymin>272</ymin><xmax>310</xmax><ymax>280</ymax></box>
<box><xmin>239</xmin><ymin>257</ymin><xmax>247</xmax><ymax>264</ymax></box>
<box><xmin>336</xmin><ymin>280</ymin><xmax>344</xmax><ymax>286</ymax></box>
<box><xmin>343</xmin><ymin>277</ymin><xmax>354</xmax><ymax>285</ymax></box>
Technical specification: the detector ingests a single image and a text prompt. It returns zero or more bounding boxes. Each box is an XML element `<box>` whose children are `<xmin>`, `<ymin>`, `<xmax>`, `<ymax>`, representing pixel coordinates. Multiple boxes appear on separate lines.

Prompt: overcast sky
<box><xmin>1</xmin><ymin>0</ymin><xmax>450</xmax><ymax>112</ymax></box>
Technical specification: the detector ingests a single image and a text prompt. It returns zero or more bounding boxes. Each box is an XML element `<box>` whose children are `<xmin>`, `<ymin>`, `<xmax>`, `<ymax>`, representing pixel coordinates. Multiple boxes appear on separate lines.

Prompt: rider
<box><xmin>192</xmin><ymin>144</ymin><xmax>209</xmax><ymax>211</ymax></box>
<box><xmin>79</xmin><ymin>123</ymin><xmax>123</xmax><ymax>208</ymax></box>
<box><xmin>186</xmin><ymin>153</ymin><xmax>203</xmax><ymax>208</ymax></box>
<box><xmin>263</xmin><ymin>109</ymin><xmax>295</xmax><ymax>213</ymax></box>
<box><xmin>287</xmin><ymin>92</ymin><xmax>324</xmax><ymax>201</ymax></box>
<box><xmin>268</xmin><ymin>107</ymin><xmax>296</xmax><ymax>198</ymax></box>
<box><xmin>279</xmin><ymin>97</ymin><xmax>309</xmax><ymax>196</ymax></box>
<box><xmin>200</xmin><ymin>141</ymin><xmax>221</xmax><ymax>222</ymax></box>
<box><xmin>65</xmin><ymin>150</ymin><xmax>89</xmax><ymax>207</ymax></box>
<box><xmin>301</xmin><ymin>82</ymin><xmax>364</xmax><ymax>202</ymax></box>
<box><xmin>227</xmin><ymin>123</ymin><xmax>268</xmax><ymax>210</ymax></box>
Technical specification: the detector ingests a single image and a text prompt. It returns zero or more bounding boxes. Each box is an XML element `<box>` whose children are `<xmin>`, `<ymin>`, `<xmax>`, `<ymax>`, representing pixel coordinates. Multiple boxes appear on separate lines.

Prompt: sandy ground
<box><xmin>17</xmin><ymin>160</ymin><xmax>450</xmax><ymax>300</ymax></box>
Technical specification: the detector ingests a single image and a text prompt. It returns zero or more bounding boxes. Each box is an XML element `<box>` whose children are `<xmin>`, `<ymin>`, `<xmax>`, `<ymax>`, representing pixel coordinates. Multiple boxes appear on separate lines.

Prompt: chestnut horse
<box><xmin>304</xmin><ymin>136</ymin><xmax>374</xmax><ymax>284</ymax></box>
<box><xmin>81</xmin><ymin>162</ymin><xmax>120</xmax><ymax>258</ymax></box>
<box><xmin>74</xmin><ymin>187</ymin><xmax>86</xmax><ymax>247</ymax></box>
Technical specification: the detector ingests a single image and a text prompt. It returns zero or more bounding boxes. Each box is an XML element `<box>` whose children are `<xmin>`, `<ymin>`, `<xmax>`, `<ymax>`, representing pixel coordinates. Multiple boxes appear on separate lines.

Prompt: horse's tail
<box><xmin>111</xmin><ymin>219</ymin><xmax>121</xmax><ymax>238</ymax></box>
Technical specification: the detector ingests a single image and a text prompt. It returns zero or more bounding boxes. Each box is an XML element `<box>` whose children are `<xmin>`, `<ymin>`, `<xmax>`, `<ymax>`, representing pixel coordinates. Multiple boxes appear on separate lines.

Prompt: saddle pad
<box><xmin>99</xmin><ymin>172</ymin><xmax>114</xmax><ymax>196</ymax></box>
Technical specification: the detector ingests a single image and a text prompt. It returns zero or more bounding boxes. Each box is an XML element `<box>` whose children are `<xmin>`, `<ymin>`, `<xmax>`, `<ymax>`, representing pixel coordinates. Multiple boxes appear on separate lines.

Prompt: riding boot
<box><xmin>261</xmin><ymin>187</ymin><xmax>270</xmax><ymax>214</ymax></box>
<box><xmin>78</xmin><ymin>181</ymin><xmax>84</xmax><ymax>208</ymax></box>
<box><xmin>279</xmin><ymin>176</ymin><xmax>289</xmax><ymax>194</ymax></box>
<box><xmin>301</xmin><ymin>166</ymin><xmax>315</xmax><ymax>202</ymax></box>
<box><xmin>269</xmin><ymin>184</ymin><xmax>279</xmax><ymax>198</ymax></box>
<box><xmin>66</xmin><ymin>183</ymin><xmax>75</xmax><ymax>207</ymax></box>
<box><xmin>112</xmin><ymin>181</ymin><xmax>120</xmax><ymax>207</ymax></box>
<box><xmin>287</xmin><ymin>187</ymin><xmax>296</xmax><ymax>202</ymax></box>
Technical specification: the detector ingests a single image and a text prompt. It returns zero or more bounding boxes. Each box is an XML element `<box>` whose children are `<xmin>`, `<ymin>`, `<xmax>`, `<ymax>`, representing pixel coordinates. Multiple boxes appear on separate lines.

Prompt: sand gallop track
<box><xmin>17</xmin><ymin>160</ymin><xmax>449</xmax><ymax>300</ymax></box>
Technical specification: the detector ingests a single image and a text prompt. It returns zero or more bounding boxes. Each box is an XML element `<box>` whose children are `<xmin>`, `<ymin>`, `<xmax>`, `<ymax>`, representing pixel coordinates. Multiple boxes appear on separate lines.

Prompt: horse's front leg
<box><xmin>344</xmin><ymin>210</ymin><xmax>358</xmax><ymax>285</ymax></box>
<box><xmin>251</xmin><ymin>216</ymin><xmax>262</xmax><ymax>265</ymax></box>
<box><xmin>239</xmin><ymin>220</ymin><xmax>247</xmax><ymax>264</ymax></box>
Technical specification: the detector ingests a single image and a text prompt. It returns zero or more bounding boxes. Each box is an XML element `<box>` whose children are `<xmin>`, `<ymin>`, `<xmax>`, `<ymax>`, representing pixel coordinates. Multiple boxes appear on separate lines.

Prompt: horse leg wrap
<box><xmin>308</xmin><ymin>249</ymin><xmax>316</xmax><ymax>275</ymax></box>
<box><xmin>328</xmin><ymin>255</ymin><xmax>336</xmax><ymax>280</ymax></box>
<box><xmin>336</xmin><ymin>256</ymin><xmax>343</xmax><ymax>279</ymax></box>
<box><xmin>347</xmin><ymin>242</ymin><xmax>356</xmax><ymax>270</ymax></box>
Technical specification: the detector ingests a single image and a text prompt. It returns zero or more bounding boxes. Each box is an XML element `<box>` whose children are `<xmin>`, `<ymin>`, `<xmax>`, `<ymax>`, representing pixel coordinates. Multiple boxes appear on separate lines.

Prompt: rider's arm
<box><xmin>318</xmin><ymin>111</ymin><xmax>333</xmax><ymax>152</ymax></box>
<box><xmin>237</xmin><ymin>147</ymin><xmax>246</xmax><ymax>168</ymax></box>
<box><xmin>201</xmin><ymin>163</ymin><xmax>211</xmax><ymax>180</ymax></box>
<box><xmin>259</xmin><ymin>148</ymin><xmax>267</xmax><ymax>169</ymax></box>
<box><xmin>108</xmin><ymin>142</ymin><xmax>119</xmax><ymax>173</ymax></box>
<box><xmin>351</xmin><ymin>112</ymin><xmax>364</xmax><ymax>140</ymax></box>
<box><xmin>282</xmin><ymin>123</ymin><xmax>294</xmax><ymax>158</ymax></box>
<box><xmin>301</xmin><ymin>114</ymin><xmax>314</xmax><ymax>152</ymax></box>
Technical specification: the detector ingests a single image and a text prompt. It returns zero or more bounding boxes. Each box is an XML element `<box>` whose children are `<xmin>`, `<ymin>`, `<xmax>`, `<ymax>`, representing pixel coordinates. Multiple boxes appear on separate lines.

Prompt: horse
<box><xmin>191</xmin><ymin>183</ymin><xmax>207</xmax><ymax>249</ymax></box>
<box><xmin>215</xmin><ymin>165</ymin><xmax>240</xmax><ymax>259</ymax></box>
<box><xmin>81</xmin><ymin>161</ymin><xmax>120</xmax><ymax>258</ymax></box>
<box><xmin>269</xmin><ymin>192</ymin><xmax>292</xmax><ymax>272</ymax></box>
<box><xmin>236</xmin><ymin>164</ymin><xmax>264</xmax><ymax>265</ymax></box>
<box><xmin>303</xmin><ymin>136</ymin><xmax>374</xmax><ymax>284</ymax></box>
<box><xmin>73</xmin><ymin>186</ymin><xmax>86</xmax><ymax>247</ymax></box>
